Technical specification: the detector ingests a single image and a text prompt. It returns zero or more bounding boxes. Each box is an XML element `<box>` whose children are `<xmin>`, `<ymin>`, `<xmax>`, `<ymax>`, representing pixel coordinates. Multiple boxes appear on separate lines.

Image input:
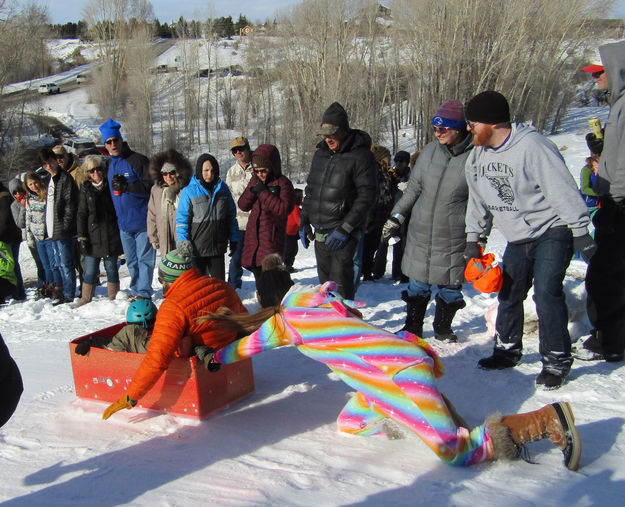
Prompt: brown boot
<box><xmin>487</xmin><ymin>402</ymin><xmax>581</xmax><ymax>471</ymax></box>
<box><xmin>74</xmin><ymin>283</ymin><xmax>95</xmax><ymax>308</ymax></box>
<box><xmin>107</xmin><ymin>282</ymin><xmax>120</xmax><ymax>300</ymax></box>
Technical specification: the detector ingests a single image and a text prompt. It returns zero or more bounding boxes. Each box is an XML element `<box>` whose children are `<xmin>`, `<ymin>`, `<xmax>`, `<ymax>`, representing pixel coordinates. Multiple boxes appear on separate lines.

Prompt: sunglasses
<box><xmin>592</xmin><ymin>70</ymin><xmax>605</xmax><ymax>79</ymax></box>
<box><xmin>232</xmin><ymin>147</ymin><xmax>246</xmax><ymax>153</ymax></box>
<box><xmin>105</xmin><ymin>138</ymin><xmax>121</xmax><ymax>145</ymax></box>
<box><xmin>254</xmin><ymin>168</ymin><xmax>269</xmax><ymax>174</ymax></box>
<box><xmin>466</xmin><ymin>120</ymin><xmax>478</xmax><ymax>129</ymax></box>
<box><xmin>433</xmin><ymin>126</ymin><xmax>451</xmax><ymax>134</ymax></box>
<box><xmin>162</xmin><ymin>170</ymin><xmax>177</xmax><ymax>176</ymax></box>
<box><xmin>87</xmin><ymin>167</ymin><xmax>102</xmax><ymax>174</ymax></box>
<box><xmin>55</xmin><ymin>155</ymin><xmax>66</xmax><ymax>160</ymax></box>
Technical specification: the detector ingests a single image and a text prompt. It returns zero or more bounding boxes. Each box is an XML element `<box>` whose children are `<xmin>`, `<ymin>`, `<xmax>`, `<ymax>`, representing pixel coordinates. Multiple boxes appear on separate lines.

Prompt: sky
<box><xmin>24</xmin><ymin>0</ymin><xmax>625</xmax><ymax>25</ymax></box>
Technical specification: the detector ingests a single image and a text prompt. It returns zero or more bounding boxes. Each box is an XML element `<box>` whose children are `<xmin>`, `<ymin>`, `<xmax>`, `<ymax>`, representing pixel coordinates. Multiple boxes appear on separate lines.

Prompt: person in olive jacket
<box><xmin>300</xmin><ymin>102</ymin><xmax>378</xmax><ymax>300</ymax></box>
<box><xmin>239</xmin><ymin>144</ymin><xmax>294</xmax><ymax>283</ymax></box>
<box><xmin>76</xmin><ymin>155</ymin><xmax>124</xmax><ymax>306</ymax></box>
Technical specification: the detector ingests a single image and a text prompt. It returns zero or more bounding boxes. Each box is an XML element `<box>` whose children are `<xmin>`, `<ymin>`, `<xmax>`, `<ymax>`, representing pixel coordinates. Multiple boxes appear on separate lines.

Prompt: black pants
<box><xmin>0</xmin><ymin>335</ymin><xmax>23</xmax><ymax>428</ymax></box>
<box><xmin>586</xmin><ymin>199</ymin><xmax>625</xmax><ymax>355</ymax></box>
<box><xmin>196</xmin><ymin>255</ymin><xmax>225</xmax><ymax>281</ymax></box>
<box><xmin>284</xmin><ymin>234</ymin><xmax>299</xmax><ymax>268</ymax></box>
<box><xmin>314</xmin><ymin>234</ymin><xmax>359</xmax><ymax>300</ymax></box>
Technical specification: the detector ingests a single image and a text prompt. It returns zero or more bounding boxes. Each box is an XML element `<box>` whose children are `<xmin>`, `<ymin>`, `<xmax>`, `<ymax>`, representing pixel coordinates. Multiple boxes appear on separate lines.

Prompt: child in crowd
<box><xmin>283</xmin><ymin>189</ymin><xmax>303</xmax><ymax>273</ymax></box>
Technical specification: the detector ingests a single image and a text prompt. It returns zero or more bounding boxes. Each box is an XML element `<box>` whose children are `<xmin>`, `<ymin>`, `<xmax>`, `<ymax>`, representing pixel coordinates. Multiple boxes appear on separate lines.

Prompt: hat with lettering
<box><xmin>432</xmin><ymin>100</ymin><xmax>466</xmax><ymax>129</ymax></box>
<box><xmin>159</xmin><ymin>240</ymin><xmax>194</xmax><ymax>282</ymax></box>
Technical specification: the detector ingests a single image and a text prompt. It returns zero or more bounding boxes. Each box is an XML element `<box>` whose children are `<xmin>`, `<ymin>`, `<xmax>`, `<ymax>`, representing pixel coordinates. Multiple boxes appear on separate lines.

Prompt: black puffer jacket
<box><xmin>48</xmin><ymin>169</ymin><xmax>79</xmax><ymax>240</ymax></box>
<box><xmin>77</xmin><ymin>180</ymin><xmax>123</xmax><ymax>258</ymax></box>
<box><xmin>301</xmin><ymin>129</ymin><xmax>378</xmax><ymax>234</ymax></box>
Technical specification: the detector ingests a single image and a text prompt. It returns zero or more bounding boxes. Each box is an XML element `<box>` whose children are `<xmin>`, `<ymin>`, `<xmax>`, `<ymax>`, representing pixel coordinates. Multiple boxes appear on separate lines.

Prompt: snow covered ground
<box><xmin>2</xmin><ymin>56</ymin><xmax>625</xmax><ymax>505</ymax></box>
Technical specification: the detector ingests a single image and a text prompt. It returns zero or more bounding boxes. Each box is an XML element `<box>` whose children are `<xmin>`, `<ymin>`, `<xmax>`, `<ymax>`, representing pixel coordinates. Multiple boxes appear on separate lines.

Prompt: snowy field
<box><xmin>2</xmin><ymin>49</ymin><xmax>625</xmax><ymax>505</ymax></box>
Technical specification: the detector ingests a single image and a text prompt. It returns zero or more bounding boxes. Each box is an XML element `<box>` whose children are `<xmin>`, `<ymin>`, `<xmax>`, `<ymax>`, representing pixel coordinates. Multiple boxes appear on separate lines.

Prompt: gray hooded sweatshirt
<box><xmin>594</xmin><ymin>39</ymin><xmax>625</xmax><ymax>200</ymax></box>
<box><xmin>465</xmin><ymin>123</ymin><xmax>589</xmax><ymax>243</ymax></box>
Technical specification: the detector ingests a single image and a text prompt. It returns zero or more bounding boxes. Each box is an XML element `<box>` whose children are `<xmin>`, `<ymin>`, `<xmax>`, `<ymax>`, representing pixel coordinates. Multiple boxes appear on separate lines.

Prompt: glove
<box><xmin>574</xmin><ymin>233</ymin><xmax>597</xmax><ymax>263</ymax></box>
<box><xmin>463</xmin><ymin>241</ymin><xmax>482</xmax><ymax>261</ymax></box>
<box><xmin>267</xmin><ymin>185</ymin><xmax>280</xmax><ymax>196</ymax></box>
<box><xmin>382</xmin><ymin>217</ymin><xmax>401</xmax><ymax>241</ymax></box>
<box><xmin>151</xmin><ymin>242</ymin><xmax>159</xmax><ymax>251</ymax></box>
<box><xmin>229</xmin><ymin>241</ymin><xmax>237</xmax><ymax>257</ymax></box>
<box><xmin>586</xmin><ymin>132</ymin><xmax>604</xmax><ymax>155</ymax></box>
<box><xmin>102</xmin><ymin>394</ymin><xmax>137</xmax><ymax>420</ymax></box>
<box><xmin>77</xmin><ymin>237</ymin><xmax>89</xmax><ymax>254</ymax></box>
<box><xmin>194</xmin><ymin>345</ymin><xmax>221</xmax><ymax>372</ymax></box>
<box><xmin>74</xmin><ymin>339</ymin><xmax>92</xmax><ymax>356</ymax></box>
<box><xmin>251</xmin><ymin>182</ymin><xmax>267</xmax><ymax>196</ymax></box>
<box><xmin>325</xmin><ymin>226</ymin><xmax>349</xmax><ymax>251</ymax></box>
<box><xmin>111</xmin><ymin>174</ymin><xmax>128</xmax><ymax>195</ymax></box>
<box><xmin>299</xmin><ymin>224</ymin><xmax>313</xmax><ymax>249</ymax></box>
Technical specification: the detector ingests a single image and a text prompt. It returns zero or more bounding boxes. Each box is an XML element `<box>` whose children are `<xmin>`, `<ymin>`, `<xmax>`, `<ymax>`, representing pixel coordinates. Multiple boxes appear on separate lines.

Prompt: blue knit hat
<box><xmin>432</xmin><ymin>100</ymin><xmax>466</xmax><ymax>130</ymax></box>
<box><xmin>99</xmin><ymin>118</ymin><xmax>123</xmax><ymax>143</ymax></box>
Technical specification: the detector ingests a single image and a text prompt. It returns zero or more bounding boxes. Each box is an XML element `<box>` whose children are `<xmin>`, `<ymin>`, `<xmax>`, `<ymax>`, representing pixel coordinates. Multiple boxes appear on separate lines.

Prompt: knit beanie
<box><xmin>99</xmin><ymin>118</ymin><xmax>123</xmax><ymax>143</ymax></box>
<box><xmin>256</xmin><ymin>254</ymin><xmax>294</xmax><ymax>308</ymax></box>
<box><xmin>159</xmin><ymin>240</ymin><xmax>194</xmax><ymax>282</ymax></box>
<box><xmin>394</xmin><ymin>150</ymin><xmax>410</xmax><ymax>163</ymax></box>
<box><xmin>371</xmin><ymin>145</ymin><xmax>391</xmax><ymax>163</ymax></box>
<box><xmin>317</xmin><ymin>102</ymin><xmax>350</xmax><ymax>135</ymax></box>
<box><xmin>465</xmin><ymin>91</ymin><xmax>511</xmax><ymax>125</ymax></box>
<box><xmin>252</xmin><ymin>144</ymin><xmax>282</xmax><ymax>178</ymax></box>
<box><xmin>432</xmin><ymin>100</ymin><xmax>466</xmax><ymax>129</ymax></box>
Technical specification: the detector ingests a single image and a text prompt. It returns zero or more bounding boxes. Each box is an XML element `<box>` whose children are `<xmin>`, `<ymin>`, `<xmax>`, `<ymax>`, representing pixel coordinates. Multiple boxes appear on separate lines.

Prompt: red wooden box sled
<box><xmin>69</xmin><ymin>323</ymin><xmax>254</xmax><ymax>419</ymax></box>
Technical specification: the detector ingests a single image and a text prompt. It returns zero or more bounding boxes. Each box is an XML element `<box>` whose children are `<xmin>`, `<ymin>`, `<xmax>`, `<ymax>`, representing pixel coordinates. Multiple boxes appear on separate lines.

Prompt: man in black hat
<box><xmin>463</xmin><ymin>91</ymin><xmax>594</xmax><ymax>389</ymax></box>
<box><xmin>300</xmin><ymin>102</ymin><xmax>377</xmax><ymax>300</ymax></box>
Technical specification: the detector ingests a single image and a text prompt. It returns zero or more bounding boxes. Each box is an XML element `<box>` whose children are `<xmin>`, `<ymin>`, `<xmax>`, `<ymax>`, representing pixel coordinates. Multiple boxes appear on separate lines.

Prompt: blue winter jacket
<box><xmin>107</xmin><ymin>144</ymin><xmax>151</xmax><ymax>233</ymax></box>
<box><xmin>176</xmin><ymin>176</ymin><xmax>239</xmax><ymax>257</ymax></box>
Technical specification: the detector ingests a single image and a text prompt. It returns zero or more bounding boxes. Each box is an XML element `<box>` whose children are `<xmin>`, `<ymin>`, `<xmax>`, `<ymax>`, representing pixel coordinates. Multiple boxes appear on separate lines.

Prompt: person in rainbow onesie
<box><xmin>203</xmin><ymin>273</ymin><xmax>582</xmax><ymax>471</ymax></box>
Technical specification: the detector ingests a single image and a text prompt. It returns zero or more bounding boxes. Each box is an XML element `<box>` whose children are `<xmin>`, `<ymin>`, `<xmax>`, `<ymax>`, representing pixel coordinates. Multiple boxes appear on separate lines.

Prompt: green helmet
<box><xmin>126</xmin><ymin>299</ymin><xmax>158</xmax><ymax>328</ymax></box>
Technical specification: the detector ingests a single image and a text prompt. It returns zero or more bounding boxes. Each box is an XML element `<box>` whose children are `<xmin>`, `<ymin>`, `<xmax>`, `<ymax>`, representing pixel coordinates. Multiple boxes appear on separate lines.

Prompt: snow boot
<box><xmin>74</xmin><ymin>283</ymin><xmax>95</xmax><ymax>308</ymax></box>
<box><xmin>432</xmin><ymin>295</ymin><xmax>466</xmax><ymax>342</ymax></box>
<box><xmin>487</xmin><ymin>402</ymin><xmax>581</xmax><ymax>471</ymax></box>
<box><xmin>107</xmin><ymin>282</ymin><xmax>120</xmax><ymax>300</ymax></box>
<box><xmin>51</xmin><ymin>285</ymin><xmax>66</xmax><ymax>306</ymax></box>
<box><xmin>401</xmin><ymin>290</ymin><xmax>429</xmax><ymax>337</ymax></box>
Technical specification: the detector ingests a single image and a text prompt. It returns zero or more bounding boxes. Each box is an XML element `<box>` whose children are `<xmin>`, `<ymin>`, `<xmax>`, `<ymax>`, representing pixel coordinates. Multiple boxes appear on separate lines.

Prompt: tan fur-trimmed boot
<box><xmin>74</xmin><ymin>283</ymin><xmax>95</xmax><ymax>308</ymax></box>
<box><xmin>487</xmin><ymin>402</ymin><xmax>581</xmax><ymax>471</ymax></box>
<box><xmin>107</xmin><ymin>282</ymin><xmax>120</xmax><ymax>300</ymax></box>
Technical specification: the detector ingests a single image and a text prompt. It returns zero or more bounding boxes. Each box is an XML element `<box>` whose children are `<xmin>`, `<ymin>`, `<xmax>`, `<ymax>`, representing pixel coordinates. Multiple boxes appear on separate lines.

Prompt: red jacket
<box><xmin>286</xmin><ymin>205</ymin><xmax>301</xmax><ymax>236</ymax></box>
<box><xmin>126</xmin><ymin>268</ymin><xmax>246</xmax><ymax>401</ymax></box>
<box><xmin>239</xmin><ymin>174</ymin><xmax>294</xmax><ymax>268</ymax></box>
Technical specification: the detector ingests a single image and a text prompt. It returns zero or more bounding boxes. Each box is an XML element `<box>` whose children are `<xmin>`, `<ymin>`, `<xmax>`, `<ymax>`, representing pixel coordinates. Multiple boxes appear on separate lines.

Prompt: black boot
<box><xmin>432</xmin><ymin>295</ymin><xmax>466</xmax><ymax>342</ymax></box>
<box><xmin>401</xmin><ymin>290</ymin><xmax>429</xmax><ymax>337</ymax></box>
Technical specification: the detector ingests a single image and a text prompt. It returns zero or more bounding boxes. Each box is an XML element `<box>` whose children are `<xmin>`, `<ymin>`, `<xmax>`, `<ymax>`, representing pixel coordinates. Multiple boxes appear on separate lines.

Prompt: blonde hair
<box><xmin>79</xmin><ymin>155</ymin><xmax>103</xmax><ymax>185</ymax></box>
<box><xmin>24</xmin><ymin>171</ymin><xmax>46</xmax><ymax>201</ymax></box>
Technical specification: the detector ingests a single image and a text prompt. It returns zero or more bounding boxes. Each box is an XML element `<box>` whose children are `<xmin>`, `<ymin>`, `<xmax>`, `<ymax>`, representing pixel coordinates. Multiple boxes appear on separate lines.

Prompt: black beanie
<box><xmin>321</xmin><ymin>102</ymin><xmax>350</xmax><ymax>130</ymax></box>
<box><xmin>465</xmin><ymin>91</ymin><xmax>511</xmax><ymax>125</ymax></box>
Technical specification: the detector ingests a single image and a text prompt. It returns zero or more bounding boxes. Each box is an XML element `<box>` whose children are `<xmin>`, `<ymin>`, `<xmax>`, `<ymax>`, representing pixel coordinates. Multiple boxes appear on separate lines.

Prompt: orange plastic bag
<box><xmin>464</xmin><ymin>252</ymin><xmax>503</xmax><ymax>293</ymax></box>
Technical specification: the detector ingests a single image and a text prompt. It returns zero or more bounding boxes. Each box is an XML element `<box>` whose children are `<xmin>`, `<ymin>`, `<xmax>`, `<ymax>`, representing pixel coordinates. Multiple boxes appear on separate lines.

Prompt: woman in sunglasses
<box><xmin>238</xmin><ymin>144</ymin><xmax>295</xmax><ymax>284</ymax></box>
<box><xmin>75</xmin><ymin>155</ymin><xmax>123</xmax><ymax>306</ymax></box>
<box><xmin>147</xmin><ymin>149</ymin><xmax>192</xmax><ymax>256</ymax></box>
<box><xmin>383</xmin><ymin>100</ymin><xmax>473</xmax><ymax>342</ymax></box>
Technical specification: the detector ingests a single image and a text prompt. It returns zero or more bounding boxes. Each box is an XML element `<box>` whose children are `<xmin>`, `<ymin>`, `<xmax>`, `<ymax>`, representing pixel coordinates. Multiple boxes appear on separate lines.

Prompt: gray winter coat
<box><xmin>392</xmin><ymin>134</ymin><xmax>473</xmax><ymax>285</ymax></box>
<box><xmin>594</xmin><ymin>40</ymin><xmax>625</xmax><ymax>201</ymax></box>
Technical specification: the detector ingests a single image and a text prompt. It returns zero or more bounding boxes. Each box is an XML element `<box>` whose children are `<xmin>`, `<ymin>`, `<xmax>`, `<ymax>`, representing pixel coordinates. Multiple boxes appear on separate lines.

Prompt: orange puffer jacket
<box><xmin>126</xmin><ymin>267</ymin><xmax>247</xmax><ymax>401</ymax></box>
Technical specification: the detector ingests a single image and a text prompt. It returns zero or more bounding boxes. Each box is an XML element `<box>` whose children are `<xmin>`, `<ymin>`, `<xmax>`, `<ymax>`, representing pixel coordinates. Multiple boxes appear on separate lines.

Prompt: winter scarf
<box><xmin>215</xmin><ymin>282</ymin><xmax>492</xmax><ymax>466</ymax></box>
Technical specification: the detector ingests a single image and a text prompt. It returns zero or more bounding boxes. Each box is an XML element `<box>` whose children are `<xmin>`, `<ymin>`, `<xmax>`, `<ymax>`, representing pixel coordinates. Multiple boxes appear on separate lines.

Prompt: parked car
<box><xmin>76</xmin><ymin>73</ymin><xmax>90</xmax><ymax>85</ymax></box>
<box><xmin>151</xmin><ymin>64</ymin><xmax>169</xmax><ymax>74</ymax></box>
<box><xmin>38</xmin><ymin>83</ymin><xmax>60</xmax><ymax>95</ymax></box>
<box><xmin>62</xmin><ymin>138</ymin><xmax>96</xmax><ymax>155</ymax></box>
<box><xmin>77</xmin><ymin>146</ymin><xmax>111</xmax><ymax>162</ymax></box>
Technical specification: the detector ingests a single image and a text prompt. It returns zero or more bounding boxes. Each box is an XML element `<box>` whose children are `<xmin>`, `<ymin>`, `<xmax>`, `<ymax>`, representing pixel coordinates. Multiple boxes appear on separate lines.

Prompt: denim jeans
<box><xmin>52</xmin><ymin>238</ymin><xmax>77</xmax><ymax>301</ymax></box>
<box><xmin>494</xmin><ymin>227</ymin><xmax>573</xmax><ymax>370</ymax></box>
<box><xmin>7</xmin><ymin>241</ymin><xmax>25</xmax><ymax>300</ymax></box>
<box><xmin>120</xmin><ymin>229</ymin><xmax>155</xmax><ymax>298</ymax></box>
<box><xmin>36</xmin><ymin>239</ymin><xmax>62</xmax><ymax>285</ymax></box>
<box><xmin>83</xmin><ymin>255</ymin><xmax>119</xmax><ymax>285</ymax></box>
<box><xmin>227</xmin><ymin>229</ymin><xmax>245</xmax><ymax>289</ymax></box>
<box><xmin>407</xmin><ymin>279</ymin><xmax>464</xmax><ymax>305</ymax></box>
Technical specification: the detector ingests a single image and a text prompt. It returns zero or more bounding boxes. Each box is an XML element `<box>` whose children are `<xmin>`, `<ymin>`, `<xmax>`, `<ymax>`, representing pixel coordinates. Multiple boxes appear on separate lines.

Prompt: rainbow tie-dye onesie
<box><xmin>215</xmin><ymin>282</ymin><xmax>494</xmax><ymax>466</ymax></box>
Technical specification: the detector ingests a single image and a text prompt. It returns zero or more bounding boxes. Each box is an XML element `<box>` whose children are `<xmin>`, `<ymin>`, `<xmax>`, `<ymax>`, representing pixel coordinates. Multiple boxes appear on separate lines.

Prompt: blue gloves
<box><xmin>300</xmin><ymin>225</ymin><xmax>313</xmax><ymax>249</ymax></box>
<box><xmin>325</xmin><ymin>226</ymin><xmax>349</xmax><ymax>251</ymax></box>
